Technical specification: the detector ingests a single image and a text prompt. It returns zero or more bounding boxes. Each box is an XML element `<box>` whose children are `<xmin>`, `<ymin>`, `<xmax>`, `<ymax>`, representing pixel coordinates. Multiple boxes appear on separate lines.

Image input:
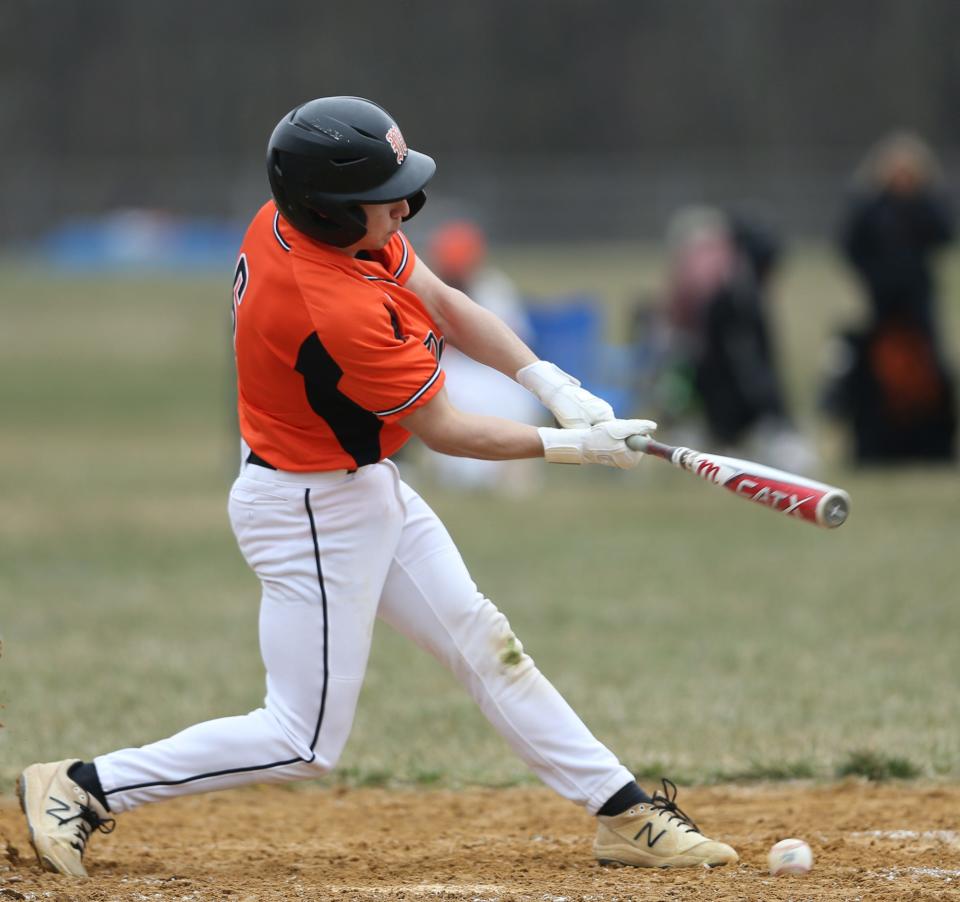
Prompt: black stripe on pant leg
<box><xmin>106</xmin><ymin>491</ymin><xmax>332</xmax><ymax>797</ymax></box>
<box><xmin>105</xmin><ymin>757</ymin><xmax>305</xmax><ymax>796</ymax></box>
<box><xmin>303</xmin><ymin>487</ymin><xmax>330</xmax><ymax>753</ymax></box>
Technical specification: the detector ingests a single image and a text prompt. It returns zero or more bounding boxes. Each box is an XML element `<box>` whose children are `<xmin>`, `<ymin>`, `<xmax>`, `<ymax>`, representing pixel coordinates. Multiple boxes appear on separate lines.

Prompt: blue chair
<box><xmin>527</xmin><ymin>296</ymin><xmax>637</xmax><ymax>416</ymax></box>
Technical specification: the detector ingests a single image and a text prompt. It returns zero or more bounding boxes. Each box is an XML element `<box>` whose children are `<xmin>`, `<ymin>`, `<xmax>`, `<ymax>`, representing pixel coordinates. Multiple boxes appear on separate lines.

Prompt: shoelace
<box><xmin>650</xmin><ymin>778</ymin><xmax>700</xmax><ymax>834</ymax></box>
<box><xmin>67</xmin><ymin>804</ymin><xmax>116</xmax><ymax>855</ymax></box>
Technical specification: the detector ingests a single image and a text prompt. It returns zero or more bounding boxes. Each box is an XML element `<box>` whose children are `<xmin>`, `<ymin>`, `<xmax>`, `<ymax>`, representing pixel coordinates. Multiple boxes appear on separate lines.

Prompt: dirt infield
<box><xmin>2</xmin><ymin>782</ymin><xmax>959</xmax><ymax>901</ymax></box>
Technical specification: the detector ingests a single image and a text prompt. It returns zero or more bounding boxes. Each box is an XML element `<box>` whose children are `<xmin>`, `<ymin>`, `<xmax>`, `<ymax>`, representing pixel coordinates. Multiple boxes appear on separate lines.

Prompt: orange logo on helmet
<box><xmin>386</xmin><ymin>126</ymin><xmax>408</xmax><ymax>165</ymax></box>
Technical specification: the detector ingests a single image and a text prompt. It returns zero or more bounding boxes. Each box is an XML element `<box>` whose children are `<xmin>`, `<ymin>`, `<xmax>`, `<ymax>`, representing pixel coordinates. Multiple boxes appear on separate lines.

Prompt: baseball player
<box><xmin>17</xmin><ymin>97</ymin><xmax>738</xmax><ymax>877</ymax></box>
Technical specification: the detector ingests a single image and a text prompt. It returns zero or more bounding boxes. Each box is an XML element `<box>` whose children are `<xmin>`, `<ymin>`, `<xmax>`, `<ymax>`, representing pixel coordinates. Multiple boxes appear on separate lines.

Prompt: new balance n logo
<box><xmin>45</xmin><ymin>796</ymin><xmax>73</xmax><ymax>825</ymax></box>
<box><xmin>633</xmin><ymin>821</ymin><xmax>667</xmax><ymax>847</ymax></box>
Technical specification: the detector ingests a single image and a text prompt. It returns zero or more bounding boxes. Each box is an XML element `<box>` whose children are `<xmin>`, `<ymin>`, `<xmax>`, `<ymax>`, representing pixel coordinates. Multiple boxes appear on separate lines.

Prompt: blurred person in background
<box><xmin>824</xmin><ymin>131</ymin><xmax>957</xmax><ymax>463</ymax></box>
<box><xmin>421</xmin><ymin>219</ymin><xmax>544</xmax><ymax>494</ymax></box>
<box><xmin>632</xmin><ymin>206</ymin><xmax>814</xmax><ymax>472</ymax></box>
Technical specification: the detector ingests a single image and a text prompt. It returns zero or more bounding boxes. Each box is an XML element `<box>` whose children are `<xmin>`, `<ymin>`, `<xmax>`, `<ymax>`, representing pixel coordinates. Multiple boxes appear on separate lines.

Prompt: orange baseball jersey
<box><xmin>232</xmin><ymin>202</ymin><xmax>445</xmax><ymax>471</ymax></box>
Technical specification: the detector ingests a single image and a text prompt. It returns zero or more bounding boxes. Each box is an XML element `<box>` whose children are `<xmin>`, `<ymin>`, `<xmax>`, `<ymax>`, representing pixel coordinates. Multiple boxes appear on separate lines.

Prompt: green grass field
<box><xmin>1</xmin><ymin>246</ymin><xmax>959</xmax><ymax>792</ymax></box>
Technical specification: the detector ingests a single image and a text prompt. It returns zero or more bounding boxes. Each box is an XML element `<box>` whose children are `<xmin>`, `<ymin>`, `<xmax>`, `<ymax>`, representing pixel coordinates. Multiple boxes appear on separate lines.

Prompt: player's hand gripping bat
<box><xmin>625</xmin><ymin>434</ymin><xmax>850</xmax><ymax>528</ymax></box>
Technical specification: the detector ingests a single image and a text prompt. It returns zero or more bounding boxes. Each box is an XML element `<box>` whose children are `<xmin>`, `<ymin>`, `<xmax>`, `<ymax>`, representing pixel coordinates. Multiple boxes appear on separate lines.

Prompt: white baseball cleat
<box><xmin>594</xmin><ymin>778</ymin><xmax>738</xmax><ymax>869</ymax></box>
<box><xmin>17</xmin><ymin>759</ymin><xmax>115</xmax><ymax>877</ymax></box>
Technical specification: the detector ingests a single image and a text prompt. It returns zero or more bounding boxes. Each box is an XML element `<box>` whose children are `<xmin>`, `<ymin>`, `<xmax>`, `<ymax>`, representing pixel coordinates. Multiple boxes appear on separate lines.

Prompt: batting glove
<box><xmin>538</xmin><ymin>418</ymin><xmax>657</xmax><ymax>469</ymax></box>
<box><xmin>517</xmin><ymin>360</ymin><xmax>615</xmax><ymax>428</ymax></box>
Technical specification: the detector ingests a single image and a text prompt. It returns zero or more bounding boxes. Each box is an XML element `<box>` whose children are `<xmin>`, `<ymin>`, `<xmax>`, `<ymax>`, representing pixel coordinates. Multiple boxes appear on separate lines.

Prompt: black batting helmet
<box><xmin>266</xmin><ymin>97</ymin><xmax>436</xmax><ymax>247</ymax></box>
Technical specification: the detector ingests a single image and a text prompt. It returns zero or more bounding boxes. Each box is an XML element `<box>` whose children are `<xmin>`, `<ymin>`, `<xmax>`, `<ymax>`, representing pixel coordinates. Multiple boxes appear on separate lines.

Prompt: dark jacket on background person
<box><xmin>841</xmin><ymin>189</ymin><xmax>954</xmax><ymax>336</ymax></box>
<box><xmin>830</xmin><ymin>187</ymin><xmax>957</xmax><ymax>463</ymax></box>
<box><xmin>695</xmin><ymin>272</ymin><xmax>786</xmax><ymax>446</ymax></box>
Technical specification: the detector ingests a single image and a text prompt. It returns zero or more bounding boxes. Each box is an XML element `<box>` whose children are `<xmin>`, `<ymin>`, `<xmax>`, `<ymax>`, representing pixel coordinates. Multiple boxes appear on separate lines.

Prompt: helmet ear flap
<box><xmin>267</xmin><ymin>151</ymin><xmax>290</xmax><ymax>210</ymax></box>
<box><xmin>296</xmin><ymin>200</ymin><xmax>367</xmax><ymax>248</ymax></box>
<box><xmin>404</xmin><ymin>190</ymin><xmax>427</xmax><ymax>221</ymax></box>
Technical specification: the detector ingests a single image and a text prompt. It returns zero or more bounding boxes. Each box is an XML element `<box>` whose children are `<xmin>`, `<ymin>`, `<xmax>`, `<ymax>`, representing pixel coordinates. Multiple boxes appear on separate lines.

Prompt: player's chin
<box><xmin>370</xmin><ymin>231</ymin><xmax>396</xmax><ymax>250</ymax></box>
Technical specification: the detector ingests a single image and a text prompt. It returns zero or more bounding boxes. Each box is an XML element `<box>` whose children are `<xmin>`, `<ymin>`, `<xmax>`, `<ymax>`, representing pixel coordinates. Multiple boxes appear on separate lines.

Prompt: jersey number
<box><xmin>231</xmin><ymin>254</ymin><xmax>249</xmax><ymax>342</ymax></box>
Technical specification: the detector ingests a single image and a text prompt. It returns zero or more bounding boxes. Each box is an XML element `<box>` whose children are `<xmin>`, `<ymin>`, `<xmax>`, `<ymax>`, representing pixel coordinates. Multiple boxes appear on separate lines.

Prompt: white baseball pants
<box><xmin>95</xmin><ymin>459</ymin><xmax>633</xmax><ymax>814</ymax></box>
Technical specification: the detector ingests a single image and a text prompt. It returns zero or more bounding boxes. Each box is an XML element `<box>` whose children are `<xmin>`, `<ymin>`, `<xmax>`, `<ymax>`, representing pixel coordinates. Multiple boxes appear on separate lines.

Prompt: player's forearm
<box><xmin>429</xmin><ymin>415</ymin><xmax>544</xmax><ymax>460</ymax></box>
<box><xmin>436</xmin><ymin>287</ymin><xmax>537</xmax><ymax>378</ymax></box>
<box><xmin>407</xmin><ymin>256</ymin><xmax>536</xmax><ymax>378</ymax></box>
<box><xmin>402</xmin><ymin>397</ymin><xmax>544</xmax><ymax>460</ymax></box>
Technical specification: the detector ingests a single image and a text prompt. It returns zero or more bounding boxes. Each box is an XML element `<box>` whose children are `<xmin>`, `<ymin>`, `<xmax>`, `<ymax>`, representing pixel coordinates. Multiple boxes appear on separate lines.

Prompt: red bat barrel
<box><xmin>626</xmin><ymin>435</ymin><xmax>850</xmax><ymax>528</ymax></box>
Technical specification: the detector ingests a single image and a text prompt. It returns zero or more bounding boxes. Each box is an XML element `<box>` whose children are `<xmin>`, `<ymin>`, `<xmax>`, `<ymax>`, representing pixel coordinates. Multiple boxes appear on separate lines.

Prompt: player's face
<box><xmin>357</xmin><ymin>199</ymin><xmax>410</xmax><ymax>250</ymax></box>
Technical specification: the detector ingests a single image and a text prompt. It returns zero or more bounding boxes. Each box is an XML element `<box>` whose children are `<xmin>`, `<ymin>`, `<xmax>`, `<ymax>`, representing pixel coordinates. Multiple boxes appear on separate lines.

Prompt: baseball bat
<box><xmin>625</xmin><ymin>434</ymin><xmax>850</xmax><ymax>528</ymax></box>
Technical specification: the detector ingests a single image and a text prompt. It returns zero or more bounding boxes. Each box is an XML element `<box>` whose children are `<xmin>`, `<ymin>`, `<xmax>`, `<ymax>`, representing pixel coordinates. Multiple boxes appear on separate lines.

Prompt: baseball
<box><xmin>768</xmin><ymin>838</ymin><xmax>813</xmax><ymax>875</ymax></box>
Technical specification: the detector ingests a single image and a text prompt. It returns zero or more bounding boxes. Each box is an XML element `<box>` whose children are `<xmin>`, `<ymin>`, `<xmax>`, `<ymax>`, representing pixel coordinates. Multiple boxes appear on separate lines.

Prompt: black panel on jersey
<box><xmin>384</xmin><ymin>303</ymin><xmax>404</xmax><ymax>340</ymax></box>
<box><xmin>295</xmin><ymin>333</ymin><xmax>383</xmax><ymax>468</ymax></box>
